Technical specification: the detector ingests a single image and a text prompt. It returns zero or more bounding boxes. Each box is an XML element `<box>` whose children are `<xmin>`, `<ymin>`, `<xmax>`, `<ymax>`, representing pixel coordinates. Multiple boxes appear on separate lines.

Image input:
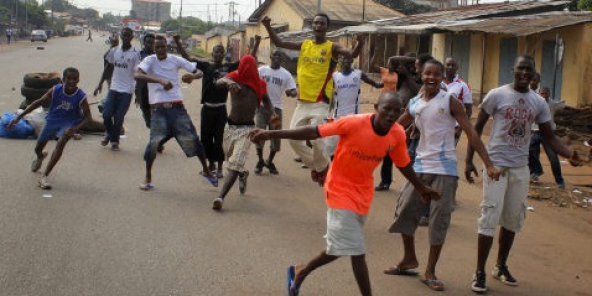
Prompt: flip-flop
<box><xmin>200</xmin><ymin>172</ymin><xmax>218</xmax><ymax>187</ymax></box>
<box><xmin>420</xmin><ymin>276</ymin><xmax>445</xmax><ymax>291</ymax></box>
<box><xmin>383</xmin><ymin>266</ymin><xmax>419</xmax><ymax>276</ymax></box>
<box><xmin>286</xmin><ymin>266</ymin><xmax>299</xmax><ymax>296</ymax></box>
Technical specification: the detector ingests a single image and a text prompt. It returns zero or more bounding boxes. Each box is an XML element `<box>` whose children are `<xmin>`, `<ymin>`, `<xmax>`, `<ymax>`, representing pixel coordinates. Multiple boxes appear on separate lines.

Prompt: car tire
<box><xmin>18</xmin><ymin>99</ymin><xmax>28</xmax><ymax>110</ymax></box>
<box><xmin>23</xmin><ymin>72</ymin><xmax>61</xmax><ymax>89</ymax></box>
<box><xmin>21</xmin><ymin>86</ymin><xmax>50</xmax><ymax>101</ymax></box>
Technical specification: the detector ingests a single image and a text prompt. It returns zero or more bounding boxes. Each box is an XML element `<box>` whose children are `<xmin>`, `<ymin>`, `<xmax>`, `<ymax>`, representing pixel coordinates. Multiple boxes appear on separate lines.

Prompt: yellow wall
<box><xmin>205</xmin><ymin>35</ymin><xmax>228</xmax><ymax>54</ymax></box>
<box><xmin>580</xmin><ymin>23</ymin><xmax>592</xmax><ymax>106</ymax></box>
<box><xmin>531</xmin><ymin>25</ymin><xmax>588</xmax><ymax>107</ymax></box>
<box><xmin>468</xmin><ymin>33</ymin><xmax>485</xmax><ymax>103</ymax></box>
<box><xmin>245</xmin><ymin>0</ymin><xmax>304</xmax><ymax>64</ymax></box>
<box><xmin>476</xmin><ymin>25</ymin><xmax>590</xmax><ymax>107</ymax></box>
<box><xmin>431</xmin><ymin>33</ymin><xmax>446</xmax><ymax>62</ymax></box>
<box><xmin>482</xmin><ymin>34</ymin><xmax>502</xmax><ymax>95</ymax></box>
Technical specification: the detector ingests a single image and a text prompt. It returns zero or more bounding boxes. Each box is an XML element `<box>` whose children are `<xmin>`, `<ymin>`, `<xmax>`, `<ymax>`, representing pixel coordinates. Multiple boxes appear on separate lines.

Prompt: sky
<box><xmin>68</xmin><ymin>0</ymin><xmax>261</xmax><ymax>23</ymax></box>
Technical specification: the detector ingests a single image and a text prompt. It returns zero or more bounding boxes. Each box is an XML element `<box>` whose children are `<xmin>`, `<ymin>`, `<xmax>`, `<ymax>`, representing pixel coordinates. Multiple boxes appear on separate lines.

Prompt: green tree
<box><xmin>42</xmin><ymin>0</ymin><xmax>70</xmax><ymax>12</ymax></box>
<box><xmin>577</xmin><ymin>0</ymin><xmax>592</xmax><ymax>10</ymax></box>
<box><xmin>374</xmin><ymin>0</ymin><xmax>432</xmax><ymax>15</ymax></box>
<box><xmin>161</xmin><ymin>17</ymin><xmax>215</xmax><ymax>38</ymax></box>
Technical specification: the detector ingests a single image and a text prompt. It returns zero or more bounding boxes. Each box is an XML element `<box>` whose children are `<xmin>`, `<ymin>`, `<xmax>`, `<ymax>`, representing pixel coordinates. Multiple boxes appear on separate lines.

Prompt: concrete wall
<box><xmin>431</xmin><ymin>33</ymin><xmax>446</xmax><ymax>62</ymax></box>
<box><xmin>205</xmin><ymin>35</ymin><xmax>227</xmax><ymax>54</ymax></box>
<box><xmin>245</xmin><ymin>0</ymin><xmax>303</xmax><ymax>65</ymax></box>
<box><xmin>468</xmin><ymin>33</ymin><xmax>485</xmax><ymax>103</ymax></box>
<box><xmin>475</xmin><ymin>25</ymin><xmax>590</xmax><ymax>107</ymax></box>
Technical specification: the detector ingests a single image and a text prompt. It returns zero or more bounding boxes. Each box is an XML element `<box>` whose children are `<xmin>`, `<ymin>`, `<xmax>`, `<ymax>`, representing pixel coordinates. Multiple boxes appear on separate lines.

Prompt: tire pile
<box><xmin>19</xmin><ymin>72</ymin><xmax>62</xmax><ymax>109</ymax></box>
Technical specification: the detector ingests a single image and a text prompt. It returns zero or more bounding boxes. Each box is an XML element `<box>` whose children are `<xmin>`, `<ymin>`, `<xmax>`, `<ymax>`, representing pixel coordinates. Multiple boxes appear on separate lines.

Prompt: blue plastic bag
<box><xmin>0</xmin><ymin>112</ymin><xmax>36</xmax><ymax>139</ymax></box>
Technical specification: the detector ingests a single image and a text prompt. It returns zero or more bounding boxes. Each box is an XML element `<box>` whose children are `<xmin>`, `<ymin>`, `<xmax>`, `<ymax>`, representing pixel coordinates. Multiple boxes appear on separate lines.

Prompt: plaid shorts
<box><xmin>223</xmin><ymin>124</ymin><xmax>255</xmax><ymax>173</ymax></box>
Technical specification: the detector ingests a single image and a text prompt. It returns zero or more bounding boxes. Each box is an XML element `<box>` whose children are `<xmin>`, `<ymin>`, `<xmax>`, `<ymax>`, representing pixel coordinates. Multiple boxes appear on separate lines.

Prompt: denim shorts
<box><xmin>37</xmin><ymin>121</ymin><xmax>76</xmax><ymax>142</ymax></box>
<box><xmin>144</xmin><ymin>106</ymin><xmax>204</xmax><ymax>161</ymax></box>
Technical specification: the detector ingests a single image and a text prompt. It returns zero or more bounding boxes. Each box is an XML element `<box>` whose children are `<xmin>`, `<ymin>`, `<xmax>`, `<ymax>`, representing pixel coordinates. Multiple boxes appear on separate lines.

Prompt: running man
<box><xmin>94</xmin><ymin>27</ymin><xmax>141</xmax><ymax>151</ymax></box>
<box><xmin>175</xmin><ymin>36</ymin><xmax>260</xmax><ymax>178</ymax></box>
<box><xmin>528</xmin><ymin>87</ymin><xmax>566</xmax><ymax>188</ymax></box>
<box><xmin>254</xmin><ymin>48</ymin><xmax>297</xmax><ymax>175</ymax></box>
<box><xmin>443</xmin><ymin>57</ymin><xmax>473</xmax><ymax>144</ymax></box>
<box><xmin>134</xmin><ymin>35</ymin><xmax>216</xmax><ymax>191</ymax></box>
<box><xmin>262</xmin><ymin>13</ymin><xmax>364</xmax><ymax>185</ymax></box>
<box><xmin>212</xmin><ymin>54</ymin><xmax>275</xmax><ymax>211</ymax></box>
<box><xmin>466</xmin><ymin>55</ymin><xmax>582</xmax><ymax>293</ymax></box>
<box><xmin>250</xmin><ymin>91</ymin><xmax>440</xmax><ymax>296</ymax></box>
<box><xmin>375</xmin><ymin>53</ymin><xmax>429</xmax><ymax>191</ymax></box>
<box><xmin>7</xmin><ymin>68</ymin><xmax>91</xmax><ymax>190</ymax></box>
<box><xmin>385</xmin><ymin>59</ymin><xmax>499</xmax><ymax>292</ymax></box>
<box><xmin>135</xmin><ymin>33</ymin><xmax>156</xmax><ymax>128</ymax></box>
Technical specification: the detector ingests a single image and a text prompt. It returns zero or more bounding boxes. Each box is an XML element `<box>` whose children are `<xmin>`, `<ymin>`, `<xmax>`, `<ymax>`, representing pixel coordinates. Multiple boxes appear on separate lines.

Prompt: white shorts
<box><xmin>478</xmin><ymin>166</ymin><xmax>529</xmax><ymax>237</ymax></box>
<box><xmin>326</xmin><ymin>208</ymin><xmax>367</xmax><ymax>256</ymax></box>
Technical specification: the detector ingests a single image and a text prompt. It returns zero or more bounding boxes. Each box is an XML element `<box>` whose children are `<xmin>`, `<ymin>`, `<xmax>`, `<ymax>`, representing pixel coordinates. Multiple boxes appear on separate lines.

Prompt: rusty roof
<box><xmin>248</xmin><ymin>0</ymin><xmax>404</xmax><ymax>23</ymax></box>
<box><xmin>372</xmin><ymin>0</ymin><xmax>569</xmax><ymax>25</ymax></box>
<box><xmin>440</xmin><ymin>11</ymin><xmax>592</xmax><ymax>36</ymax></box>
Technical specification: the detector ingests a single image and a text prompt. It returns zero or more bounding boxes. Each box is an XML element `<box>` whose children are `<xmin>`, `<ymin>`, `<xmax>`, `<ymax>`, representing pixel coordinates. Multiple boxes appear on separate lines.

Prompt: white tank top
<box><xmin>409</xmin><ymin>90</ymin><xmax>458</xmax><ymax>176</ymax></box>
<box><xmin>332</xmin><ymin>70</ymin><xmax>362</xmax><ymax>118</ymax></box>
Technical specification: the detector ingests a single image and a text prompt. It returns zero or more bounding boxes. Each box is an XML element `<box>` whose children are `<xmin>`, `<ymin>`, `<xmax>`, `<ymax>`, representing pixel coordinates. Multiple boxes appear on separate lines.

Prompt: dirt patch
<box><xmin>529</xmin><ymin>182</ymin><xmax>592</xmax><ymax>209</ymax></box>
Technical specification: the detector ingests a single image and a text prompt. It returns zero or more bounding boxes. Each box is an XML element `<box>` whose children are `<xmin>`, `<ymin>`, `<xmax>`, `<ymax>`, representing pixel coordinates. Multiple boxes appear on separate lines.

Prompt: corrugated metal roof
<box><xmin>204</xmin><ymin>27</ymin><xmax>236</xmax><ymax>39</ymax></box>
<box><xmin>372</xmin><ymin>0</ymin><xmax>569</xmax><ymax>25</ymax></box>
<box><xmin>248</xmin><ymin>0</ymin><xmax>404</xmax><ymax>23</ymax></box>
<box><xmin>441</xmin><ymin>11</ymin><xmax>592</xmax><ymax>36</ymax></box>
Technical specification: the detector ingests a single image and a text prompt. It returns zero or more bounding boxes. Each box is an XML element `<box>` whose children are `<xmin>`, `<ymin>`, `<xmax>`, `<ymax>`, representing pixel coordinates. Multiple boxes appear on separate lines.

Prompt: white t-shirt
<box><xmin>258</xmin><ymin>66</ymin><xmax>296</xmax><ymax>109</ymax></box>
<box><xmin>444</xmin><ymin>75</ymin><xmax>472</xmax><ymax>105</ymax></box>
<box><xmin>138</xmin><ymin>55</ymin><xmax>197</xmax><ymax>104</ymax></box>
<box><xmin>106</xmin><ymin>45</ymin><xmax>141</xmax><ymax>94</ymax></box>
<box><xmin>479</xmin><ymin>84</ymin><xmax>552</xmax><ymax>168</ymax></box>
<box><xmin>332</xmin><ymin>70</ymin><xmax>362</xmax><ymax>118</ymax></box>
<box><xmin>409</xmin><ymin>90</ymin><xmax>458</xmax><ymax>176</ymax></box>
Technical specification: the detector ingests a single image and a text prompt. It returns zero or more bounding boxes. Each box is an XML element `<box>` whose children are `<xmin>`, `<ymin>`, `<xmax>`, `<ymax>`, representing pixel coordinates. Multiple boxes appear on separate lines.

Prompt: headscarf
<box><xmin>225</xmin><ymin>55</ymin><xmax>267</xmax><ymax>103</ymax></box>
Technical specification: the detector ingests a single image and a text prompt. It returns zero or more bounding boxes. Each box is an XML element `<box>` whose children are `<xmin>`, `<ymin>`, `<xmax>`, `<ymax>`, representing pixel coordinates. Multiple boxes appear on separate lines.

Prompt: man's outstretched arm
<box><xmin>261</xmin><ymin>16</ymin><xmax>302</xmax><ymax>50</ymax></box>
<box><xmin>250</xmin><ymin>126</ymin><xmax>320</xmax><ymax>142</ymax></box>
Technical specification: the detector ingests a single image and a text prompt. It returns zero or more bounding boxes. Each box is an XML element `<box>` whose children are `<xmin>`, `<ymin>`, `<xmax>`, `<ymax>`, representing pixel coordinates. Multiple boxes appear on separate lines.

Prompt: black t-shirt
<box><xmin>195</xmin><ymin>60</ymin><xmax>239</xmax><ymax>104</ymax></box>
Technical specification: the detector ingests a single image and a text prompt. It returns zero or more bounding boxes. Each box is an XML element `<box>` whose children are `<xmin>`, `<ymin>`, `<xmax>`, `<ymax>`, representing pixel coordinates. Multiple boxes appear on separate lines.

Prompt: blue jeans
<box><xmin>102</xmin><ymin>90</ymin><xmax>132</xmax><ymax>144</ymax></box>
<box><xmin>528</xmin><ymin>131</ymin><xmax>564</xmax><ymax>185</ymax></box>
<box><xmin>143</xmin><ymin>106</ymin><xmax>205</xmax><ymax>161</ymax></box>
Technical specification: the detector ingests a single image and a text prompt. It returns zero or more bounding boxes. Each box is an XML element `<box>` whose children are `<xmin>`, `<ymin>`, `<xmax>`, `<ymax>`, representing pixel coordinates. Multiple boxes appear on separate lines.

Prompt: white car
<box><xmin>31</xmin><ymin>30</ymin><xmax>48</xmax><ymax>42</ymax></box>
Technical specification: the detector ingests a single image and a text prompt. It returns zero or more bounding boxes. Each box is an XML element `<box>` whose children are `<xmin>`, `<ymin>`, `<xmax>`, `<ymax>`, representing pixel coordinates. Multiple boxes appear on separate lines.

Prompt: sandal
<box><xmin>139</xmin><ymin>183</ymin><xmax>154</xmax><ymax>191</ymax></box>
<box><xmin>200</xmin><ymin>172</ymin><xmax>218</xmax><ymax>187</ymax></box>
<box><xmin>420</xmin><ymin>275</ymin><xmax>445</xmax><ymax>291</ymax></box>
<box><xmin>287</xmin><ymin>266</ymin><xmax>299</xmax><ymax>296</ymax></box>
<box><xmin>384</xmin><ymin>266</ymin><xmax>419</xmax><ymax>276</ymax></box>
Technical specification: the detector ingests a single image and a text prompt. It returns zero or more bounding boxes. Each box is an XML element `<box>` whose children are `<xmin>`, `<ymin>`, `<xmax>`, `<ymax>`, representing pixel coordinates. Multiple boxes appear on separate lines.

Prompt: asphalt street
<box><xmin>0</xmin><ymin>35</ymin><xmax>590</xmax><ymax>296</ymax></box>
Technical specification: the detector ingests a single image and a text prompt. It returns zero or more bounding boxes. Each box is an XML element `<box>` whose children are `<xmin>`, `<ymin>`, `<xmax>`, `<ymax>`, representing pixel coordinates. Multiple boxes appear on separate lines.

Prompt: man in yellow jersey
<box><xmin>262</xmin><ymin>13</ymin><xmax>364</xmax><ymax>185</ymax></box>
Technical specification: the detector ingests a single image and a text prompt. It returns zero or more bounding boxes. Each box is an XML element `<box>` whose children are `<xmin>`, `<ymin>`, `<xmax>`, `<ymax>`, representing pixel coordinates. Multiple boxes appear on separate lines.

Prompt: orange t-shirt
<box><xmin>380</xmin><ymin>67</ymin><xmax>398</xmax><ymax>93</ymax></box>
<box><xmin>318</xmin><ymin>114</ymin><xmax>410</xmax><ymax>215</ymax></box>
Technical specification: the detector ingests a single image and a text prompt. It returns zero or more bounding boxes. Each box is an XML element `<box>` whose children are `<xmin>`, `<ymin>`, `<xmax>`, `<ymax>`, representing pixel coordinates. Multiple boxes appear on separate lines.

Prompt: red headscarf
<box><xmin>225</xmin><ymin>55</ymin><xmax>268</xmax><ymax>103</ymax></box>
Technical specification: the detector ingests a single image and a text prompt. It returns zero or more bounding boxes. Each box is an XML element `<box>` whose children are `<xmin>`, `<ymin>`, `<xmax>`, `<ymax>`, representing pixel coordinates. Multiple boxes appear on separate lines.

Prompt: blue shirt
<box><xmin>46</xmin><ymin>84</ymin><xmax>87</xmax><ymax>125</ymax></box>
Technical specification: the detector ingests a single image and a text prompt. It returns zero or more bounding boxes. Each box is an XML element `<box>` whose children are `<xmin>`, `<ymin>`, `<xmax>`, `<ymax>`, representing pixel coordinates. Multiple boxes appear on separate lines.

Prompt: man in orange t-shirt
<box><xmin>250</xmin><ymin>92</ymin><xmax>440</xmax><ymax>296</ymax></box>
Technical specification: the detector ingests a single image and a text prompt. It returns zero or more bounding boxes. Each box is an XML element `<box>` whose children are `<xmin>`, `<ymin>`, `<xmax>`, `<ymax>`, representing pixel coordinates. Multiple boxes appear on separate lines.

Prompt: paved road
<box><xmin>0</xmin><ymin>35</ymin><xmax>591</xmax><ymax>296</ymax></box>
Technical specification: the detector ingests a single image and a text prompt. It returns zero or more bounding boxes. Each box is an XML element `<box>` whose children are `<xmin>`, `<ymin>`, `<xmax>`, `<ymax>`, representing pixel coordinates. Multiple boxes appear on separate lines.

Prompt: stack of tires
<box><xmin>19</xmin><ymin>72</ymin><xmax>61</xmax><ymax>109</ymax></box>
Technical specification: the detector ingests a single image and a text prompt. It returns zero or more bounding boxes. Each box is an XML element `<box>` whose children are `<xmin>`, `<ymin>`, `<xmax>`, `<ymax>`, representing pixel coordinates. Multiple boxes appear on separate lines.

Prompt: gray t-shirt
<box><xmin>479</xmin><ymin>84</ymin><xmax>551</xmax><ymax>168</ymax></box>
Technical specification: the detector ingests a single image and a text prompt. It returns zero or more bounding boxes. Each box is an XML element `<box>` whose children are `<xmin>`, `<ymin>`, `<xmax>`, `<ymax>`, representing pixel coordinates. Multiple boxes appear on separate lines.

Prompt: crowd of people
<box><xmin>5</xmin><ymin>12</ymin><xmax>585</xmax><ymax>296</ymax></box>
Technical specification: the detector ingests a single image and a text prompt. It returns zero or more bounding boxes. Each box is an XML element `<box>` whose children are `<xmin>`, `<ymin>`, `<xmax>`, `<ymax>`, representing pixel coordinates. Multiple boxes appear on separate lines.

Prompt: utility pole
<box><xmin>225</xmin><ymin>1</ymin><xmax>238</xmax><ymax>26</ymax></box>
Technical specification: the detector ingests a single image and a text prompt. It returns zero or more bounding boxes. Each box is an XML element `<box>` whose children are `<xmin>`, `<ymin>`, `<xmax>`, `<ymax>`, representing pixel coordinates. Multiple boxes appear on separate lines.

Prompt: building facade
<box><xmin>131</xmin><ymin>0</ymin><xmax>171</xmax><ymax>23</ymax></box>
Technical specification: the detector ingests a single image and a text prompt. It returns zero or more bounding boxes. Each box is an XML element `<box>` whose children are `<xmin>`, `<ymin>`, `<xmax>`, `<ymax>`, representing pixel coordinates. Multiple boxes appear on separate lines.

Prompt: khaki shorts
<box><xmin>389</xmin><ymin>174</ymin><xmax>458</xmax><ymax>245</ymax></box>
<box><xmin>223</xmin><ymin>124</ymin><xmax>255</xmax><ymax>173</ymax></box>
<box><xmin>326</xmin><ymin>208</ymin><xmax>367</xmax><ymax>256</ymax></box>
<box><xmin>478</xmin><ymin>166</ymin><xmax>529</xmax><ymax>237</ymax></box>
<box><xmin>255</xmin><ymin>107</ymin><xmax>282</xmax><ymax>152</ymax></box>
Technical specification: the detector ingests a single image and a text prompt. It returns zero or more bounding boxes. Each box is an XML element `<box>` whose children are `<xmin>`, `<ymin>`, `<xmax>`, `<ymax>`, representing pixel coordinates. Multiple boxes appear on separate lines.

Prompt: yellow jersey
<box><xmin>297</xmin><ymin>39</ymin><xmax>336</xmax><ymax>103</ymax></box>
